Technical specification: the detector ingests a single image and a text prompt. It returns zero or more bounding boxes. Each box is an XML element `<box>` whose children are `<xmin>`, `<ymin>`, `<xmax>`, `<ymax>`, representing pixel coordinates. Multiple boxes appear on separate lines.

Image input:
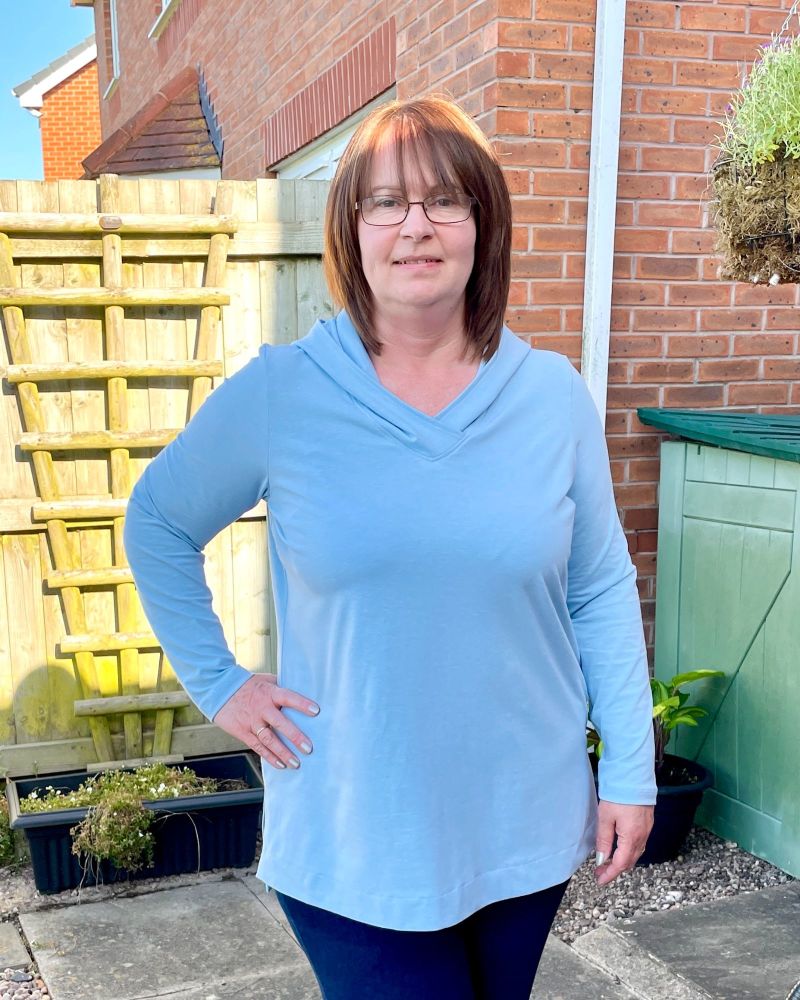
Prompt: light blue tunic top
<box><xmin>124</xmin><ymin>311</ymin><xmax>656</xmax><ymax>931</ymax></box>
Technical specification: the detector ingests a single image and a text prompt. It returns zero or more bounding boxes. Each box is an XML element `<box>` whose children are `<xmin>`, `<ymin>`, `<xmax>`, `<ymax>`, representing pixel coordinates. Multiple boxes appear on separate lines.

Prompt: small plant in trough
<box><xmin>7</xmin><ymin>753</ymin><xmax>264</xmax><ymax>893</ymax></box>
<box><xmin>19</xmin><ymin>761</ymin><xmax>228</xmax><ymax>874</ymax></box>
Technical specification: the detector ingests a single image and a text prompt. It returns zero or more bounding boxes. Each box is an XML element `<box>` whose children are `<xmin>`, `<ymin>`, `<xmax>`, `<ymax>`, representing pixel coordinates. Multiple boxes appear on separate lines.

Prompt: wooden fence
<box><xmin>0</xmin><ymin>175</ymin><xmax>331</xmax><ymax>776</ymax></box>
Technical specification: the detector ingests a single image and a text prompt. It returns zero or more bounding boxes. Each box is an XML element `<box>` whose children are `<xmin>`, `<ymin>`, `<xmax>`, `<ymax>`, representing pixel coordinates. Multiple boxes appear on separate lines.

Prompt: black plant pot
<box><xmin>6</xmin><ymin>752</ymin><xmax>263</xmax><ymax>894</ymax></box>
<box><xmin>590</xmin><ymin>751</ymin><xmax>713</xmax><ymax>866</ymax></box>
<box><xmin>639</xmin><ymin>753</ymin><xmax>713</xmax><ymax>866</ymax></box>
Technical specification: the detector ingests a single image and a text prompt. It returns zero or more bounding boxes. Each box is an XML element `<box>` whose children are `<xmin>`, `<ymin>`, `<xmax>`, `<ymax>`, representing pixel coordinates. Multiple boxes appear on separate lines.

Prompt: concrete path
<box><xmin>12</xmin><ymin>874</ymin><xmax>634</xmax><ymax>999</ymax></box>
<box><xmin>8</xmin><ymin>874</ymin><xmax>799</xmax><ymax>999</ymax></box>
<box><xmin>575</xmin><ymin>880</ymin><xmax>800</xmax><ymax>1000</ymax></box>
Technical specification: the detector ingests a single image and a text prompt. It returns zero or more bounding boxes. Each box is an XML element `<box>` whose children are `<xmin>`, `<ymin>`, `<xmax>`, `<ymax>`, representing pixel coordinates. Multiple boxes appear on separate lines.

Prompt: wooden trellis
<box><xmin>0</xmin><ymin>175</ymin><xmax>235</xmax><ymax>769</ymax></box>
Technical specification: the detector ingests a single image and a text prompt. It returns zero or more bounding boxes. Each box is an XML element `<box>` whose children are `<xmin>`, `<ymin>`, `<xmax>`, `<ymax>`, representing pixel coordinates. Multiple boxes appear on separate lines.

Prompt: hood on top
<box><xmin>296</xmin><ymin>310</ymin><xmax>531</xmax><ymax>460</ymax></box>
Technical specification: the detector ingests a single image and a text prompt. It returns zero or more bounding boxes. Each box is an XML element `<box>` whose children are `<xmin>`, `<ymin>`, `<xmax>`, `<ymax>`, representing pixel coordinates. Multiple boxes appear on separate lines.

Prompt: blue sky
<box><xmin>1</xmin><ymin>2</ymin><xmax>95</xmax><ymax>180</ymax></box>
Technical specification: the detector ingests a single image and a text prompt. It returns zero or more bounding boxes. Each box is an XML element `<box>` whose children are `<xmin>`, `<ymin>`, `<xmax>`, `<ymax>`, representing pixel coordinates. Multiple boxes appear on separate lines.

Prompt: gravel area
<box><xmin>0</xmin><ymin>968</ymin><xmax>49</xmax><ymax>999</ymax></box>
<box><xmin>553</xmin><ymin>826</ymin><xmax>794</xmax><ymax>943</ymax></box>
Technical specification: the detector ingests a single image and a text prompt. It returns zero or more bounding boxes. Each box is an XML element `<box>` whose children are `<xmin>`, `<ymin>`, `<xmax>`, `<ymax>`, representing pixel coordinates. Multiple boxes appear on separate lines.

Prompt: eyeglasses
<box><xmin>356</xmin><ymin>193</ymin><xmax>477</xmax><ymax>226</ymax></box>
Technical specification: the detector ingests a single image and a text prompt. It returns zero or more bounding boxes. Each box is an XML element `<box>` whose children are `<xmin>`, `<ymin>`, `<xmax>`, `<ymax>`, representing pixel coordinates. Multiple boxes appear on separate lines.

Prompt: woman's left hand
<box><xmin>594</xmin><ymin>800</ymin><xmax>654</xmax><ymax>885</ymax></box>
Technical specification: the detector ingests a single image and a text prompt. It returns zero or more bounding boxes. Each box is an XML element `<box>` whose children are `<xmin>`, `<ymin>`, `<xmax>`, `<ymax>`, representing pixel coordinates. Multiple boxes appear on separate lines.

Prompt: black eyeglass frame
<box><xmin>355</xmin><ymin>195</ymin><xmax>478</xmax><ymax>226</ymax></box>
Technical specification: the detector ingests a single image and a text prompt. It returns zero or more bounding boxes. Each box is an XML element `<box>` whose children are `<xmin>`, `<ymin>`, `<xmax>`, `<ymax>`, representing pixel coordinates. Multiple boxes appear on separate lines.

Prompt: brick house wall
<box><xmin>480</xmin><ymin>0</ymin><xmax>800</xmax><ymax>646</ymax></box>
<box><xmin>38</xmin><ymin>60</ymin><xmax>101</xmax><ymax>181</ymax></box>
<box><xmin>87</xmin><ymin>0</ymin><xmax>800</xmax><ymax>658</ymax></box>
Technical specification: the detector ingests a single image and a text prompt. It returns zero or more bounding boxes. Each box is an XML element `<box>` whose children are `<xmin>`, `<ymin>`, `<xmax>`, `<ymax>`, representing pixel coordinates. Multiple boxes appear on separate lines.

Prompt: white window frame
<box><xmin>102</xmin><ymin>0</ymin><xmax>120</xmax><ymax>99</ymax></box>
<box><xmin>274</xmin><ymin>89</ymin><xmax>396</xmax><ymax>180</ymax></box>
<box><xmin>148</xmin><ymin>0</ymin><xmax>183</xmax><ymax>40</ymax></box>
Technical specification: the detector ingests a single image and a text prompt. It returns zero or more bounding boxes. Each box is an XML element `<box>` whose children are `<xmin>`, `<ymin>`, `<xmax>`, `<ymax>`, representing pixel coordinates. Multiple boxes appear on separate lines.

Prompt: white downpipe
<box><xmin>581</xmin><ymin>0</ymin><xmax>628</xmax><ymax>420</ymax></box>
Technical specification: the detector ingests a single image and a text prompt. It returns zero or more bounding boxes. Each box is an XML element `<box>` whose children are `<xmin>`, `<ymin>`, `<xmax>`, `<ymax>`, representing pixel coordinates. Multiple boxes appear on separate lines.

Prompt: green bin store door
<box><xmin>654</xmin><ymin>441</ymin><xmax>800</xmax><ymax>877</ymax></box>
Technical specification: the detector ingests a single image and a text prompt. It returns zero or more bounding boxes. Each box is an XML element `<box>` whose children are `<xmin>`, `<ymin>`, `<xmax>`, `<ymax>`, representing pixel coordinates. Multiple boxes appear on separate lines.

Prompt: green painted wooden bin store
<box><xmin>638</xmin><ymin>408</ymin><xmax>800</xmax><ymax>878</ymax></box>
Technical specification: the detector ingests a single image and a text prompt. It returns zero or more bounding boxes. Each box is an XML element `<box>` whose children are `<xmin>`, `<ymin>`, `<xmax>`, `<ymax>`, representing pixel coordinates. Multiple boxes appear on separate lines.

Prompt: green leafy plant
<box><xmin>717</xmin><ymin>35</ymin><xmax>800</xmax><ymax>167</ymax></box>
<box><xmin>588</xmin><ymin>669</ymin><xmax>725</xmax><ymax>777</ymax></box>
<box><xmin>71</xmin><ymin>789</ymin><xmax>156</xmax><ymax>873</ymax></box>
<box><xmin>19</xmin><ymin>761</ymin><xmax>217</xmax><ymax>815</ymax></box>
<box><xmin>711</xmin><ymin>31</ymin><xmax>800</xmax><ymax>284</ymax></box>
<box><xmin>651</xmin><ymin>670</ymin><xmax>725</xmax><ymax>772</ymax></box>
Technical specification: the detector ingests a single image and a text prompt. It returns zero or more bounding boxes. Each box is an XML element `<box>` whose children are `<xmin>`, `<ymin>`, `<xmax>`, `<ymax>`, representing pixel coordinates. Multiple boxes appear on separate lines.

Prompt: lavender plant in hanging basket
<box><xmin>712</xmin><ymin>33</ymin><xmax>800</xmax><ymax>284</ymax></box>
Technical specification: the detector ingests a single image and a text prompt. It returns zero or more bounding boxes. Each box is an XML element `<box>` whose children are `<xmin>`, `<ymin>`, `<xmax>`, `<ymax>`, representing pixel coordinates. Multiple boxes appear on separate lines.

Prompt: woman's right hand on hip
<box><xmin>213</xmin><ymin>673</ymin><xmax>320</xmax><ymax>769</ymax></box>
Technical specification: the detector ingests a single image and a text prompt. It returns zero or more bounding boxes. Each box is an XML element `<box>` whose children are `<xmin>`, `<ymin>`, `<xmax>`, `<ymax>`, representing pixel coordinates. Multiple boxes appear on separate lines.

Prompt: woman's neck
<box><xmin>369</xmin><ymin>305</ymin><xmax>472</xmax><ymax>372</ymax></box>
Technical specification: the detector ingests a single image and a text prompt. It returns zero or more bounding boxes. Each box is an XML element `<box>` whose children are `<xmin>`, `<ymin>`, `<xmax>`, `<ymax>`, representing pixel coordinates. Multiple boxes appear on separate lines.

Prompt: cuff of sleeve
<box><xmin>597</xmin><ymin>777</ymin><xmax>658</xmax><ymax>806</ymax></box>
<box><xmin>195</xmin><ymin>664</ymin><xmax>253</xmax><ymax>722</ymax></box>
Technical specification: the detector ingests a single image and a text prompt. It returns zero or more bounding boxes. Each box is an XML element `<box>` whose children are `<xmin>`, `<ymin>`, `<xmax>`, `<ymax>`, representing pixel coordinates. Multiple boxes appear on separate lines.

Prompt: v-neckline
<box><xmin>296</xmin><ymin>311</ymin><xmax>532</xmax><ymax>459</ymax></box>
<box><xmin>338</xmin><ymin>315</ymin><xmax>488</xmax><ymax>422</ymax></box>
<box><xmin>368</xmin><ymin>356</ymin><xmax>485</xmax><ymax>421</ymax></box>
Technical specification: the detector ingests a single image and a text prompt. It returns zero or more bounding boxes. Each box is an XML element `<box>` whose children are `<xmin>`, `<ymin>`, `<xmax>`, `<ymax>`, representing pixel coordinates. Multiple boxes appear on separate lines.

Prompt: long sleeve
<box><xmin>565</xmin><ymin>360</ymin><xmax>657</xmax><ymax>805</ymax></box>
<box><xmin>123</xmin><ymin>345</ymin><xmax>271</xmax><ymax>721</ymax></box>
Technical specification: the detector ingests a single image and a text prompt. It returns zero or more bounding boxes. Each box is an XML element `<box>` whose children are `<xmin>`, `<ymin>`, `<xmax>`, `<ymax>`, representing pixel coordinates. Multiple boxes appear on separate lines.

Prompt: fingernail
<box><xmin>309</xmin><ymin>704</ymin><xmax>320</xmax><ymax>715</ymax></box>
<box><xmin>274</xmin><ymin>760</ymin><xmax>286</xmax><ymax>769</ymax></box>
<box><xmin>595</xmin><ymin>851</ymin><xmax>606</xmax><ymax>866</ymax></box>
<box><xmin>300</xmin><ymin>741</ymin><xmax>312</xmax><ymax>754</ymax></box>
<box><xmin>288</xmin><ymin>758</ymin><xmax>300</xmax><ymax>769</ymax></box>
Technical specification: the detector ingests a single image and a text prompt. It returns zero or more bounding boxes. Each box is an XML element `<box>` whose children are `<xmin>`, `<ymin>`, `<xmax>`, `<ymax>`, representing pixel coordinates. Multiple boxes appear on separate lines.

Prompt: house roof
<box><xmin>82</xmin><ymin>66</ymin><xmax>221</xmax><ymax>178</ymax></box>
<box><xmin>13</xmin><ymin>35</ymin><xmax>97</xmax><ymax>115</ymax></box>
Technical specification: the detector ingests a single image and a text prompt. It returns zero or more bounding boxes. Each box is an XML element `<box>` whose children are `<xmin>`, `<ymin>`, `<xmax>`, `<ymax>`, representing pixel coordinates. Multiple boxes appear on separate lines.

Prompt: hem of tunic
<box><xmin>256</xmin><ymin>833</ymin><xmax>595</xmax><ymax>931</ymax></box>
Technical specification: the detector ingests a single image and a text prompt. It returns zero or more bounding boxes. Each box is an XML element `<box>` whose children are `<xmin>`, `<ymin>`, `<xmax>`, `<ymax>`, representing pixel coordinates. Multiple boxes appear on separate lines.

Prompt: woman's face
<box><xmin>356</xmin><ymin>136</ymin><xmax>476</xmax><ymax>325</ymax></box>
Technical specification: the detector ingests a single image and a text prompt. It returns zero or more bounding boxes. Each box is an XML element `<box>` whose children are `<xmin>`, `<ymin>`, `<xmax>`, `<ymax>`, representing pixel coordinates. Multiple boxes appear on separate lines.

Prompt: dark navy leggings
<box><xmin>275</xmin><ymin>880</ymin><xmax>568</xmax><ymax>1000</ymax></box>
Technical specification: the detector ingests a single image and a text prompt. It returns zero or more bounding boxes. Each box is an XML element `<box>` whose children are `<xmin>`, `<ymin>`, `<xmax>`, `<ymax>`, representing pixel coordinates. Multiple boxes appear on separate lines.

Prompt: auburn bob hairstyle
<box><xmin>323</xmin><ymin>96</ymin><xmax>512</xmax><ymax>362</ymax></box>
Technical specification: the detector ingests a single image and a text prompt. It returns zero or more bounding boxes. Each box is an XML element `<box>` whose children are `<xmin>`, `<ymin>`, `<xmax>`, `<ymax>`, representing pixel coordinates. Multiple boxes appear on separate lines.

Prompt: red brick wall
<box><xmin>264</xmin><ymin>20</ymin><xmax>396</xmax><ymax>167</ymax></box>
<box><xmin>89</xmin><ymin>0</ymin><xmax>800</xmax><ymax>656</ymax></box>
<box><xmin>40</xmin><ymin>60</ymin><xmax>102</xmax><ymax>181</ymax></box>
<box><xmin>94</xmin><ymin>0</ymin><xmax>395</xmax><ymax>179</ymax></box>
<box><xmin>472</xmin><ymin>0</ymin><xmax>800</xmax><ymax>651</ymax></box>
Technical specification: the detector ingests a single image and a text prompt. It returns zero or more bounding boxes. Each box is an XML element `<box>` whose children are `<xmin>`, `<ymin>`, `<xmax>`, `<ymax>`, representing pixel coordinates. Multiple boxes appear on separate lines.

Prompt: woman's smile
<box><xmin>392</xmin><ymin>255</ymin><xmax>443</xmax><ymax>267</ymax></box>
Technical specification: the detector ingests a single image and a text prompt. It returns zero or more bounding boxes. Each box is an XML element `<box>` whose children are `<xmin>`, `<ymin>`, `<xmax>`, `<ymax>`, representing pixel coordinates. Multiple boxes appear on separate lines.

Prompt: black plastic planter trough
<box><xmin>6</xmin><ymin>752</ymin><xmax>263</xmax><ymax>894</ymax></box>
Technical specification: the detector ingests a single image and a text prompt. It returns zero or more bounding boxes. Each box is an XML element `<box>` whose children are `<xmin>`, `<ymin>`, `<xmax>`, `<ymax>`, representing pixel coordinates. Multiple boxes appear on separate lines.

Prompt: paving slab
<box><xmin>622</xmin><ymin>881</ymin><xmax>800</xmax><ymax>1000</ymax></box>
<box><xmin>0</xmin><ymin>920</ymin><xmax>31</xmax><ymax>970</ymax></box>
<box><xmin>576</xmin><ymin>882</ymin><xmax>800</xmax><ymax>1000</ymax></box>
<box><xmin>19</xmin><ymin>879</ymin><xmax>319</xmax><ymax>1000</ymax></box>
<box><xmin>533</xmin><ymin>935</ymin><xmax>639</xmax><ymax>999</ymax></box>
<box><xmin>574</xmin><ymin>925</ymin><xmax>713</xmax><ymax>1000</ymax></box>
<box><xmin>242</xmin><ymin>875</ymin><xmax>299</xmax><ymax>944</ymax></box>
<box><xmin>137</xmin><ymin>967</ymin><xmax>320</xmax><ymax>1000</ymax></box>
<box><xmin>246</xmin><ymin>877</ymin><xmax>638</xmax><ymax>1000</ymax></box>
<box><xmin>22</xmin><ymin>873</ymin><xmax>785</xmax><ymax>1000</ymax></box>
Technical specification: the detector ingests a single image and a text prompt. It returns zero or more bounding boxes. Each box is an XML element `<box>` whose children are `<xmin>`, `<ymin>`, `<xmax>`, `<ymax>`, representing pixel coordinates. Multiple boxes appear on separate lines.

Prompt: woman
<box><xmin>124</xmin><ymin>96</ymin><xmax>655</xmax><ymax>999</ymax></box>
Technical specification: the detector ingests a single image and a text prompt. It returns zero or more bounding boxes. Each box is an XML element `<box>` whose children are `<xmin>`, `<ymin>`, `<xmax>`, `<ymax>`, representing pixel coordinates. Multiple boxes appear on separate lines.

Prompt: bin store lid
<box><xmin>637</xmin><ymin>408</ymin><xmax>800</xmax><ymax>464</ymax></box>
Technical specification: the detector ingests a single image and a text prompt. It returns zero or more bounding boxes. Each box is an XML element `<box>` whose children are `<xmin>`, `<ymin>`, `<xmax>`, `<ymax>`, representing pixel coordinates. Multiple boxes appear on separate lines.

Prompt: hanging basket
<box><xmin>711</xmin><ymin>154</ymin><xmax>800</xmax><ymax>284</ymax></box>
<box><xmin>710</xmin><ymin>6</ymin><xmax>800</xmax><ymax>285</ymax></box>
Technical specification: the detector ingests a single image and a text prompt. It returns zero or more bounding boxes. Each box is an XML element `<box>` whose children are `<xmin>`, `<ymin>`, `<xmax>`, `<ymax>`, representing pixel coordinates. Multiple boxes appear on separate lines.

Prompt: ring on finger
<box><xmin>254</xmin><ymin>725</ymin><xmax>269</xmax><ymax>740</ymax></box>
